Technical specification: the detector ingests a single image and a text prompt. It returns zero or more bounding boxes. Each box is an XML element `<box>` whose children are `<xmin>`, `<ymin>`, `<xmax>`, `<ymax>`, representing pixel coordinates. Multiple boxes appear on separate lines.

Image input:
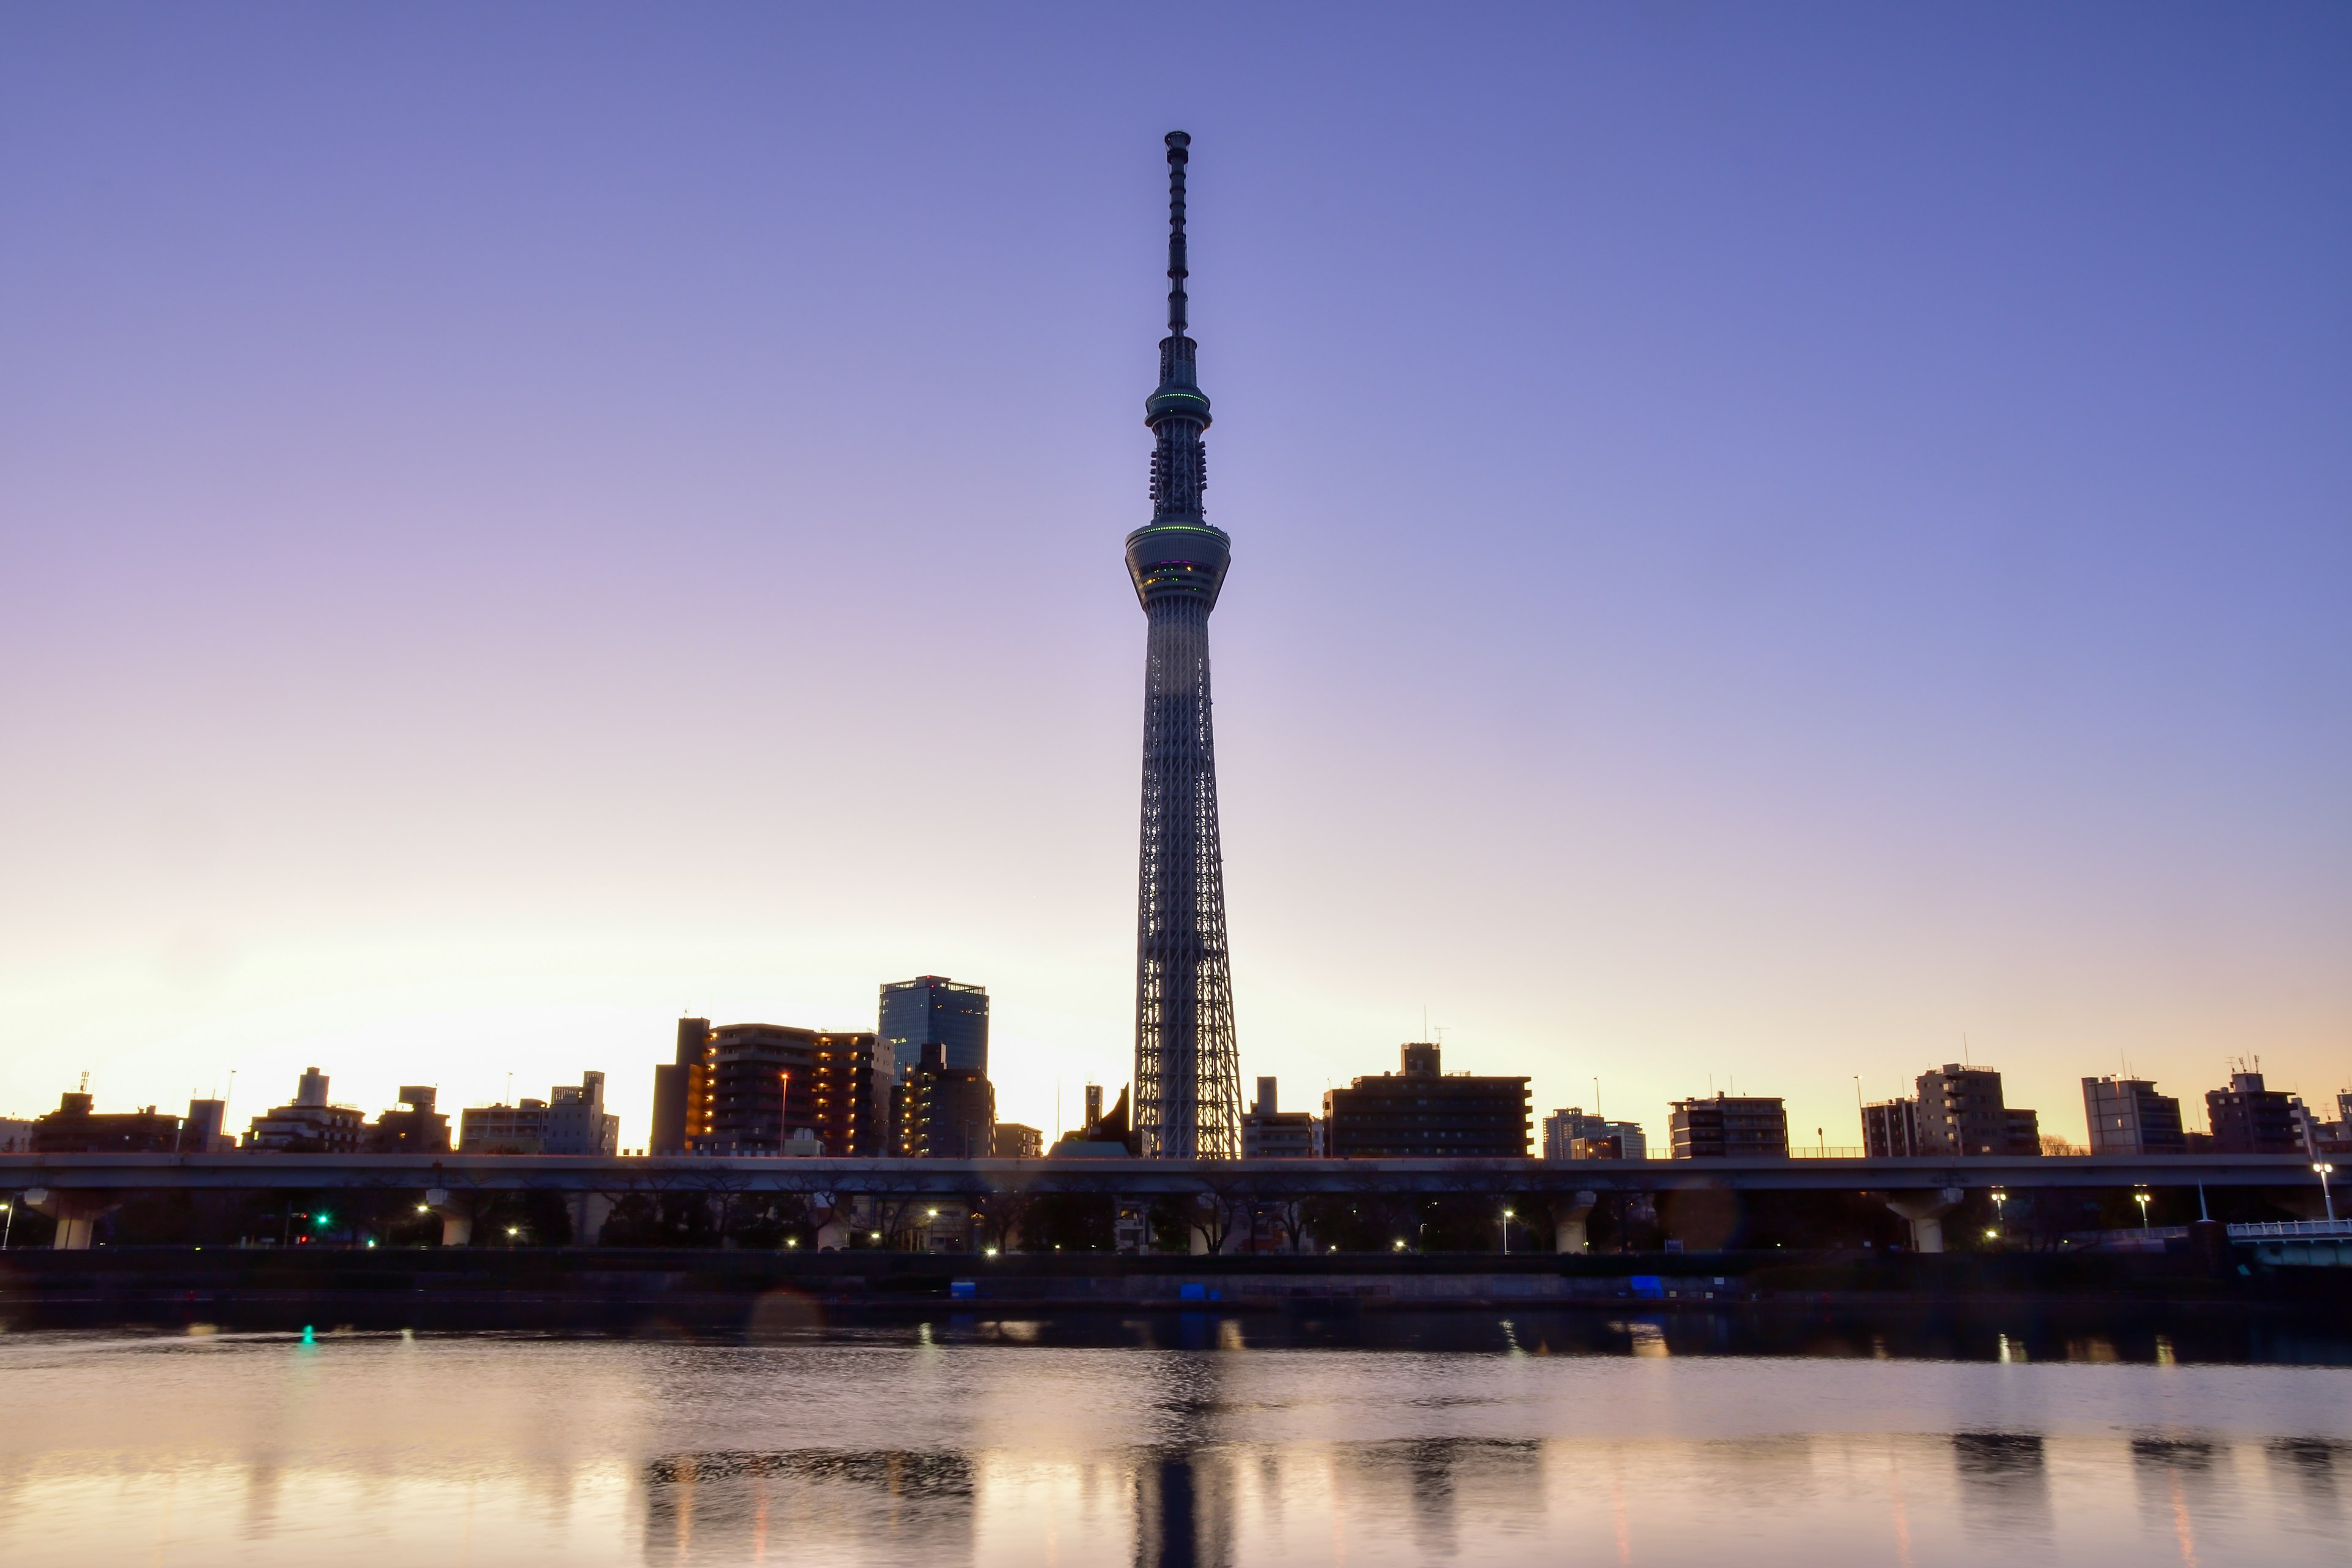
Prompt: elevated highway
<box><xmin>2</xmin><ymin>1151</ymin><xmax>2325</xmax><ymax>1252</ymax></box>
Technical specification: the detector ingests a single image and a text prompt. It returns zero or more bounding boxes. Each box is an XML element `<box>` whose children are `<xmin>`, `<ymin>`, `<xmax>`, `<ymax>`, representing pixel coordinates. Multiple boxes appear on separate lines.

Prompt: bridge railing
<box><xmin>2226</xmin><ymin>1218</ymin><xmax>2352</xmax><ymax>1239</ymax></box>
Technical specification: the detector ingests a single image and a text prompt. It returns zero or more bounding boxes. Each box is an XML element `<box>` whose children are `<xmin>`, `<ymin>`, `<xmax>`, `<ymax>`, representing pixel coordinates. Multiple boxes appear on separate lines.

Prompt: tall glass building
<box><xmin>878</xmin><ymin>975</ymin><xmax>990</xmax><ymax>1074</ymax></box>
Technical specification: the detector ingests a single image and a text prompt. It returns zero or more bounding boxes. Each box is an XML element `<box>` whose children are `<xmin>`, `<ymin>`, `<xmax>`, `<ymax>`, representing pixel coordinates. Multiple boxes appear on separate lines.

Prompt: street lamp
<box><xmin>1990</xmin><ymin>1189</ymin><xmax>2008</xmax><ymax>1247</ymax></box>
<box><xmin>1</xmin><ymin>1199</ymin><xmax>12</xmax><ymax>1250</ymax></box>
<box><xmin>2133</xmin><ymin>1189</ymin><xmax>2152</xmax><ymax>1232</ymax></box>
<box><xmin>1501</xmin><ymin>1207</ymin><xmax>1515</xmax><ymax>1256</ymax></box>
<box><xmin>2315</xmin><ymin>1163</ymin><xmax>2338</xmax><ymax>1224</ymax></box>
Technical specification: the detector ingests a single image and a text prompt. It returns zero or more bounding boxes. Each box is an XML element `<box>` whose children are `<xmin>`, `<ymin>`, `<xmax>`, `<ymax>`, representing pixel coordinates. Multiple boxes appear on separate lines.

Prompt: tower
<box><xmin>1129</xmin><ymin>130</ymin><xmax>1242</xmax><ymax>1159</ymax></box>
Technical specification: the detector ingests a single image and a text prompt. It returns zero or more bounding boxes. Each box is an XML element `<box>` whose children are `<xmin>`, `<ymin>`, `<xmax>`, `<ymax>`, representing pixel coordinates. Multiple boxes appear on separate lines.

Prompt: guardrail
<box><xmin>2226</xmin><ymin>1218</ymin><xmax>2352</xmax><ymax>1239</ymax></box>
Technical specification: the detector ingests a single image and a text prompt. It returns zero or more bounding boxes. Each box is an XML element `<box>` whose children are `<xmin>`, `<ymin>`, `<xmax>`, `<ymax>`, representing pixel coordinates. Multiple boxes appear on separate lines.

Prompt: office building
<box><xmin>1669</xmin><ymin>1095</ymin><xmax>1789</xmax><ymax>1159</ymax></box>
<box><xmin>879</xmin><ymin>976</ymin><xmax>990</xmax><ymax>1075</ymax></box>
<box><xmin>2081</xmin><ymin>1076</ymin><xmax>2187</xmax><ymax>1156</ymax></box>
<box><xmin>31</xmin><ymin>1091</ymin><xmax>181</xmax><ymax>1153</ymax></box>
<box><xmin>1543</xmin><ymin>1107</ymin><xmax>1648</xmax><ymax>1161</ymax></box>
<box><xmin>461</xmin><ymin>1072</ymin><xmax>620</xmax><ymax>1155</ymax></box>
<box><xmin>1915</xmin><ymin>1065</ymin><xmax>2040</xmax><ymax>1157</ymax></box>
<box><xmin>651</xmin><ymin>1020</ymin><xmax>889</xmax><ymax>1156</ymax></box>
<box><xmin>2207</xmin><ymin>1070</ymin><xmax>2304</xmax><ymax>1155</ymax></box>
<box><xmin>246</xmin><ymin>1068</ymin><xmax>365</xmax><ymax>1153</ymax></box>
<box><xmin>1861</xmin><ymin>1098</ymin><xmax>1924</xmax><ymax>1158</ymax></box>
<box><xmin>365</xmin><ymin>1087</ymin><xmax>451</xmax><ymax>1153</ymax></box>
<box><xmin>1322</xmin><ymin>1044</ymin><xmax>1532</xmax><ymax>1158</ymax></box>
<box><xmin>1242</xmin><ymin>1077</ymin><xmax>1323</xmax><ymax>1158</ymax></box>
<box><xmin>0</xmin><ymin>1117</ymin><xmax>33</xmax><ymax>1153</ymax></box>
<box><xmin>993</xmin><ymin>1122</ymin><xmax>1044</xmax><ymax>1159</ymax></box>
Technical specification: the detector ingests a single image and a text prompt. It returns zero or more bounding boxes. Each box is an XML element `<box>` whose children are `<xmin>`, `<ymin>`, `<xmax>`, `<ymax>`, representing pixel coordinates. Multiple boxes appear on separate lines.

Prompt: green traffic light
<box><xmin>313</xmin><ymin>1213</ymin><xmax>330</xmax><ymax>1227</ymax></box>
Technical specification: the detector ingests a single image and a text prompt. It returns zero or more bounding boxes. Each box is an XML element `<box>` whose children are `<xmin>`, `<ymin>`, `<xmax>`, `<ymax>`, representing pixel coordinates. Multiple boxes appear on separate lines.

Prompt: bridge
<box><xmin>3</xmin><ymin>1150</ymin><xmax>2328</xmax><ymax>1253</ymax></box>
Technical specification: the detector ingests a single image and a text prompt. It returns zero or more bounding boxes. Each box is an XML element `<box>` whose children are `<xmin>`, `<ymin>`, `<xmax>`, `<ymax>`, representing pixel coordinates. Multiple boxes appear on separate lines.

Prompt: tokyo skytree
<box><xmin>1127</xmin><ymin>130</ymin><xmax>1242</xmax><ymax>1160</ymax></box>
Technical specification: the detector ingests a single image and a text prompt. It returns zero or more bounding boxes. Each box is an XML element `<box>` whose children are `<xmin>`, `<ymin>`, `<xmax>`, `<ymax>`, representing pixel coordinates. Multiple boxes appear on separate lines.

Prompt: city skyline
<box><xmin>2</xmin><ymin>9</ymin><xmax>2347</xmax><ymax>1158</ymax></box>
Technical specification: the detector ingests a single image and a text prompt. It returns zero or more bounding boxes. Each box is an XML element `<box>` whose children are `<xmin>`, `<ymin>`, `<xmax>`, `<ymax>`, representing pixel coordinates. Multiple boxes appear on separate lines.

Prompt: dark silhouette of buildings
<box><xmin>460</xmin><ymin>1072</ymin><xmax>619</xmax><ymax>1155</ymax></box>
<box><xmin>993</xmin><ymin>1121</ymin><xmax>1044</xmax><ymax>1159</ymax></box>
<box><xmin>1861</xmin><ymin>1097</ymin><xmax>1924</xmax><ymax>1158</ymax></box>
<box><xmin>650</xmin><ymin>1019</ymin><xmax>888</xmax><ymax>1156</ymax></box>
<box><xmin>365</xmin><ymin>1087</ymin><xmax>450</xmax><ymax>1153</ymax></box>
<box><xmin>1915</xmin><ymin>1065</ymin><xmax>2041</xmax><ymax>1156</ymax></box>
<box><xmin>1670</xmin><ymin>1094</ymin><xmax>1790</xmax><ymax>1158</ymax></box>
<box><xmin>246</xmin><ymin>1068</ymin><xmax>364</xmax><ymax>1153</ymax></box>
<box><xmin>2206</xmin><ymin>1069</ymin><xmax>2305</xmax><ymax>1154</ymax></box>
<box><xmin>31</xmin><ymin>1091</ymin><xmax>179</xmax><ymax>1153</ymax></box>
<box><xmin>1128</xmin><ymin>131</ymin><xmax>1243</xmax><ymax>1160</ymax></box>
<box><xmin>896</xmin><ymin>1065</ymin><xmax>995</xmax><ymax>1158</ymax></box>
<box><xmin>2082</xmin><ymin>1076</ymin><xmax>2187</xmax><ymax>1156</ymax></box>
<box><xmin>180</xmin><ymin>1097</ymin><xmax>232</xmax><ymax>1152</ymax></box>
<box><xmin>1051</xmin><ymin>1084</ymin><xmax>1138</xmax><ymax>1156</ymax></box>
<box><xmin>1542</xmin><ymin>1107</ymin><xmax>1647</xmax><ymax>1160</ymax></box>
<box><xmin>1322</xmin><ymin>1044</ymin><xmax>1532</xmax><ymax>1158</ymax></box>
<box><xmin>879</xmin><ymin>976</ymin><xmax>989</xmax><ymax>1075</ymax></box>
<box><xmin>1242</xmin><ymin>1076</ymin><xmax>1322</xmax><ymax>1158</ymax></box>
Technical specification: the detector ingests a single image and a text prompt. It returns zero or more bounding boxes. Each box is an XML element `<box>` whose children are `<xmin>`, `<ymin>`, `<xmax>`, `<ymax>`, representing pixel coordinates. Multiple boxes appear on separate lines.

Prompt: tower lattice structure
<box><xmin>1128</xmin><ymin>130</ymin><xmax>1242</xmax><ymax>1160</ymax></box>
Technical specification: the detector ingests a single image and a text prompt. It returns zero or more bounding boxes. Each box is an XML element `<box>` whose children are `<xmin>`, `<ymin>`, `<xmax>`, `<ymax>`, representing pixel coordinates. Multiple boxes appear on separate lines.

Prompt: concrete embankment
<box><xmin>1</xmin><ymin>1246</ymin><xmax>2340</xmax><ymax>1333</ymax></box>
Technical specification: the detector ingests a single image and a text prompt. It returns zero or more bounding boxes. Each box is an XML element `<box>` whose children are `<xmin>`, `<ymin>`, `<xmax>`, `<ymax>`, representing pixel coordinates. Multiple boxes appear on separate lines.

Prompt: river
<box><xmin>1</xmin><ymin>1311</ymin><xmax>2345</xmax><ymax>1565</ymax></box>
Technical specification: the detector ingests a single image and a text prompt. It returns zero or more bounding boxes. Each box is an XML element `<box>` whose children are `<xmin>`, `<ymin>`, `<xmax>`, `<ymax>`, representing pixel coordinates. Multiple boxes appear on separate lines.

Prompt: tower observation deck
<box><xmin>1128</xmin><ymin>130</ymin><xmax>1242</xmax><ymax>1159</ymax></box>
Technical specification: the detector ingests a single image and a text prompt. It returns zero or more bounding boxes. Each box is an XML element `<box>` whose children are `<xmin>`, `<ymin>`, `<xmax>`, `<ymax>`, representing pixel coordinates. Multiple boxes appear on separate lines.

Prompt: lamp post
<box><xmin>1501</xmin><ymin>1207</ymin><xmax>1514</xmax><ymax>1256</ymax></box>
<box><xmin>2315</xmin><ymin>1163</ymin><xmax>2338</xmax><ymax>1224</ymax></box>
<box><xmin>1990</xmin><ymin>1189</ymin><xmax>2008</xmax><ymax>1248</ymax></box>
<box><xmin>1</xmin><ymin>1199</ymin><xmax>12</xmax><ymax>1250</ymax></box>
<box><xmin>2133</xmin><ymin>1188</ymin><xmax>2152</xmax><ymax>1232</ymax></box>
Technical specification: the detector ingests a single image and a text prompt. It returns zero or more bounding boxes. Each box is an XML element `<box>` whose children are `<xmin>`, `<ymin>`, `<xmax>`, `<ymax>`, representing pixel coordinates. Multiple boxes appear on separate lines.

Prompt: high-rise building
<box><xmin>2081</xmin><ymin>1076</ymin><xmax>2187</xmax><ymax>1156</ymax></box>
<box><xmin>650</xmin><ymin>1017</ymin><xmax>711</xmax><ymax>1155</ymax></box>
<box><xmin>1669</xmin><ymin>1095</ymin><xmax>1790</xmax><ymax>1159</ymax></box>
<box><xmin>1861</xmin><ymin>1098</ymin><xmax>1924</xmax><ymax>1158</ymax></box>
<box><xmin>1128</xmin><ymin>132</ymin><xmax>1243</xmax><ymax>1161</ymax></box>
<box><xmin>2206</xmin><ymin>1070</ymin><xmax>2303</xmax><ymax>1155</ymax></box>
<box><xmin>897</xmin><ymin>1066</ymin><xmax>994</xmax><ymax>1158</ymax></box>
<box><xmin>1242</xmin><ymin>1077</ymin><xmax>1322</xmax><ymax>1158</ymax></box>
<box><xmin>651</xmin><ymin>1020</ymin><xmax>888</xmax><ymax>1157</ymax></box>
<box><xmin>879</xmin><ymin>976</ymin><xmax>990</xmax><ymax>1075</ymax></box>
<box><xmin>1322</xmin><ymin>1044</ymin><xmax>1532</xmax><ymax>1158</ymax></box>
<box><xmin>1915</xmin><ymin>1066</ymin><xmax>2041</xmax><ymax>1157</ymax></box>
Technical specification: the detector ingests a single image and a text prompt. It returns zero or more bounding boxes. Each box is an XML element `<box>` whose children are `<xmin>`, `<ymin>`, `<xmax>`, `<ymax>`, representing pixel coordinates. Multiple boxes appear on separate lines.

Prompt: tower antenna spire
<box><xmin>1166</xmin><ymin>130</ymin><xmax>1189</xmax><ymax>336</ymax></box>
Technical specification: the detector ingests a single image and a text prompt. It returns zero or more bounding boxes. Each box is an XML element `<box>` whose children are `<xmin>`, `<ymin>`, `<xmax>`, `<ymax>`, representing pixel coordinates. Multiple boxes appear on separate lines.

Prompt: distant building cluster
<box><xmin>16</xmin><ymin>982</ymin><xmax>2349</xmax><ymax>1166</ymax></box>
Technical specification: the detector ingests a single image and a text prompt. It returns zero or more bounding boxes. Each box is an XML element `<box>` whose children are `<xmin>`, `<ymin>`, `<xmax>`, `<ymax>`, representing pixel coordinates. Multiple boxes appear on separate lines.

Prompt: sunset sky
<box><xmin>3</xmin><ymin>6</ymin><xmax>2346</xmax><ymax>1150</ymax></box>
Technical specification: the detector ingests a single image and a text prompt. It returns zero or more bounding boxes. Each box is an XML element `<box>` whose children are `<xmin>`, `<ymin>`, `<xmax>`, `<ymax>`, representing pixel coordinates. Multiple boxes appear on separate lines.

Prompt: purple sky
<box><xmin>3</xmin><ymin>6</ymin><xmax>2346</xmax><ymax>1148</ymax></box>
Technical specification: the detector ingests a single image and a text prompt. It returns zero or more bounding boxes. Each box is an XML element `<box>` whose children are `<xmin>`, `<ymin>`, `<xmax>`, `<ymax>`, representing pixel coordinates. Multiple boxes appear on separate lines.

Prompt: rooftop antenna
<box><xmin>78</xmin><ymin>1070</ymin><xmax>89</xmax><ymax>1093</ymax></box>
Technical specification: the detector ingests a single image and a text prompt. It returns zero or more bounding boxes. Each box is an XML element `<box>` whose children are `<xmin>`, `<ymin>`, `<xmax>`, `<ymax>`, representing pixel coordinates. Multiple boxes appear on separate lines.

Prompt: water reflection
<box><xmin>1952</xmin><ymin>1433</ymin><xmax>2052</xmax><ymax>1544</ymax></box>
<box><xmin>2</xmin><ymin>1321</ymin><xmax>2350</xmax><ymax>1568</ymax></box>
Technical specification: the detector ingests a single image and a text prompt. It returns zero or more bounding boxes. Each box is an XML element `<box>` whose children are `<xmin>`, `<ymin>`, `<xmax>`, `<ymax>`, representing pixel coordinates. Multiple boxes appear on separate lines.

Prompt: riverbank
<box><xmin>2</xmin><ymin>1244</ymin><xmax>2343</xmax><ymax>1333</ymax></box>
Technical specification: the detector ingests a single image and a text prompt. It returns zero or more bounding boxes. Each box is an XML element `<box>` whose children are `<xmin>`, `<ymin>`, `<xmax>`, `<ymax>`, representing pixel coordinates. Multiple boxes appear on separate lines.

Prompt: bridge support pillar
<box><xmin>1887</xmin><ymin>1188</ymin><xmax>1966</xmax><ymax>1253</ymax></box>
<box><xmin>1554</xmin><ymin>1190</ymin><xmax>1598</xmax><ymax>1255</ymax></box>
<box><xmin>424</xmin><ymin>1187</ymin><xmax>472</xmax><ymax>1248</ymax></box>
<box><xmin>568</xmin><ymin>1191</ymin><xmax>614</xmax><ymax>1246</ymax></box>
<box><xmin>24</xmin><ymin>1187</ymin><xmax>111</xmax><ymax>1250</ymax></box>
